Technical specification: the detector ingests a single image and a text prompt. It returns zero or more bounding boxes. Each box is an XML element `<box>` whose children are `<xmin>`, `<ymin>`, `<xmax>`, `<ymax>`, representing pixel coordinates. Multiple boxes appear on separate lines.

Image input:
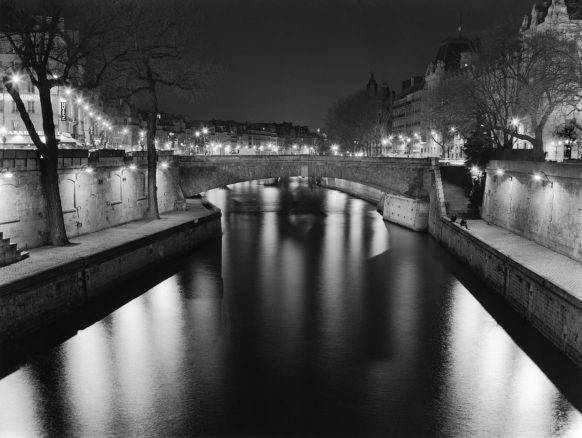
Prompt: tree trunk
<box><xmin>38</xmin><ymin>84</ymin><xmax>69</xmax><ymax>245</ymax></box>
<box><xmin>531</xmin><ymin>136</ymin><xmax>546</xmax><ymax>161</ymax></box>
<box><xmin>40</xmin><ymin>151</ymin><xmax>70</xmax><ymax>245</ymax></box>
<box><xmin>145</xmin><ymin>114</ymin><xmax>160</xmax><ymax>220</ymax></box>
<box><xmin>532</xmin><ymin>123</ymin><xmax>546</xmax><ymax>161</ymax></box>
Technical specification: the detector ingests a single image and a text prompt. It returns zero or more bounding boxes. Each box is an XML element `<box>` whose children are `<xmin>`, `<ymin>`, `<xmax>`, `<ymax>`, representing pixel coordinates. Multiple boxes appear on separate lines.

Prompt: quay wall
<box><xmin>430</xmin><ymin>165</ymin><xmax>582</xmax><ymax>367</ymax></box>
<box><xmin>483</xmin><ymin>160</ymin><xmax>582</xmax><ymax>263</ymax></box>
<box><xmin>0</xmin><ymin>149</ymin><xmax>181</xmax><ymax>250</ymax></box>
<box><xmin>0</xmin><ymin>209</ymin><xmax>222</xmax><ymax>343</ymax></box>
<box><xmin>320</xmin><ymin>177</ymin><xmax>429</xmax><ymax>231</ymax></box>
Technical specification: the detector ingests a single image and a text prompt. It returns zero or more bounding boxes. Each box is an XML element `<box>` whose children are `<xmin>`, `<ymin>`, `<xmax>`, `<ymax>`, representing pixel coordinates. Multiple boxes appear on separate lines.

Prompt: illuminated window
<box><xmin>27</xmin><ymin>101</ymin><xmax>35</xmax><ymax>113</ymax></box>
<box><xmin>12</xmin><ymin>101</ymin><xmax>18</xmax><ymax>113</ymax></box>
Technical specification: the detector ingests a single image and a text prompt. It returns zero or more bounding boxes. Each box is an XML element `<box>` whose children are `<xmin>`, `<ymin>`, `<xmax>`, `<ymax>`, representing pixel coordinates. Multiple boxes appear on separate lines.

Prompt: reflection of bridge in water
<box><xmin>178</xmin><ymin>155</ymin><xmax>435</xmax><ymax>198</ymax></box>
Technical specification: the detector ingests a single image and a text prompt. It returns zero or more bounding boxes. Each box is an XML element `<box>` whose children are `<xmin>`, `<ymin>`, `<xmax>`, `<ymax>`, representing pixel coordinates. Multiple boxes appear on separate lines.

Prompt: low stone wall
<box><xmin>438</xmin><ymin>219</ymin><xmax>582</xmax><ymax>367</ymax></box>
<box><xmin>381</xmin><ymin>194</ymin><xmax>429</xmax><ymax>231</ymax></box>
<box><xmin>483</xmin><ymin>160</ymin><xmax>582</xmax><ymax>263</ymax></box>
<box><xmin>0</xmin><ymin>210</ymin><xmax>222</xmax><ymax>343</ymax></box>
<box><xmin>320</xmin><ymin>177</ymin><xmax>429</xmax><ymax>232</ymax></box>
<box><xmin>0</xmin><ymin>150</ymin><xmax>182</xmax><ymax>250</ymax></box>
<box><xmin>319</xmin><ymin>177</ymin><xmax>384</xmax><ymax>204</ymax></box>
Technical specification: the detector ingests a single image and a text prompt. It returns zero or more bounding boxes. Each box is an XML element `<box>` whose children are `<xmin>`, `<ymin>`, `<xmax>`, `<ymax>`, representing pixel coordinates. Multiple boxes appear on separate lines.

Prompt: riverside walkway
<box><xmin>0</xmin><ymin>199</ymin><xmax>219</xmax><ymax>291</ymax></box>
<box><xmin>453</xmin><ymin>219</ymin><xmax>582</xmax><ymax>303</ymax></box>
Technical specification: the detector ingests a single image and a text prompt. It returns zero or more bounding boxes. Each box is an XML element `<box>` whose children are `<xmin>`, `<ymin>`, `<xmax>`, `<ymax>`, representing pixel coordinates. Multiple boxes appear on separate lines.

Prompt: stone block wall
<box><xmin>483</xmin><ymin>160</ymin><xmax>582</xmax><ymax>263</ymax></box>
<box><xmin>382</xmin><ymin>194</ymin><xmax>429</xmax><ymax>231</ymax></box>
<box><xmin>0</xmin><ymin>212</ymin><xmax>222</xmax><ymax>342</ymax></box>
<box><xmin>438</xmin><ymin>219</ymin><xmax>582</xmax><ymax>367</ymax></box>
<box><xmin>320</xmin><ymin>177</ymin><xmax>429</xmax><ymax>231</ymax></box>
<box><xmin>319</xmin><ymin>177</ymin><xmax>384</xmax><ymax>204</ymax></box>
<box><xmin>0</xmin><ymin>150</ymin><xmax>182</xmax><ymax>250</ymax></box>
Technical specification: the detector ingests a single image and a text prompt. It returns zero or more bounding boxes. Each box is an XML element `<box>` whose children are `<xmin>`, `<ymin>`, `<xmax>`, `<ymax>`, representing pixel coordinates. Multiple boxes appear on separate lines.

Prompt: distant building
<box><xmin>391</xmin><ymin>76</ymin><xmax>425</xmax><ymax>155</ymax></box>
<box><xmin>519</xmin><ymin>0</ymin><xmax>582</xmax><ymax>161</ymax></box>
<box><xmin>0</xmin><ymin>19</ymin><xmax>112</xmax><ymax>149</ymax></box>
<box><xmin>423</xmin><ymin>34</ymin><xmax>478</xmax><ymax>159</ymax></box>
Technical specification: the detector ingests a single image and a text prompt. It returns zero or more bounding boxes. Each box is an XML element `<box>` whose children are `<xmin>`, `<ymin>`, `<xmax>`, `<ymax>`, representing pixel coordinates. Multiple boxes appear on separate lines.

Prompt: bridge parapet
<box><xmin>178</xmin><ymin>155</ymin><xmax>433</xmax><ymax>199</ymax></box>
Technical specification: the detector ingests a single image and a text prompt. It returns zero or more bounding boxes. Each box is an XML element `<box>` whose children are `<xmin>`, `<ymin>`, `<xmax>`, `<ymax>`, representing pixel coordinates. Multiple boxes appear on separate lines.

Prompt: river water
<box><xmin>1</xmin><ymin>177</ymin><xmax>582</xmax><ymax>437</ymax></box>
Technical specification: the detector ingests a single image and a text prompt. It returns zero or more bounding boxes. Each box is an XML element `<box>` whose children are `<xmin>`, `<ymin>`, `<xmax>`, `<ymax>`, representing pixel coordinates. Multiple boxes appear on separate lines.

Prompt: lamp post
<box><xmin>194</xmin><ymin>130</ymin><xmax>200</xmax><ymax>154</ymax></box>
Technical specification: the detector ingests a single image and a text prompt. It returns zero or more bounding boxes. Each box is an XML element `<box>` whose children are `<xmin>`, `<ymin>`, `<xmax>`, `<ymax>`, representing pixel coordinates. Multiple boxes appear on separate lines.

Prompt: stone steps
<box><xmin>442</xmin><ymin>181</ymin><xmax>478</xmax><ymax>218</ymax></box>
<box><xmin>0</xmin><ymin>232</ymin><xmax>29</xmax><ymax>267</ymax></box>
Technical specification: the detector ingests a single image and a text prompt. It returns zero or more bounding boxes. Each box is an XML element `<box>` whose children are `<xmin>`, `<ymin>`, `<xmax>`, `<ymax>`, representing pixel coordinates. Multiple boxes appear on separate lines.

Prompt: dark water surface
<box><xmin>1</xmin><ymin>178</ymin><xmax>582</xmax><ymax>437</ymax></box>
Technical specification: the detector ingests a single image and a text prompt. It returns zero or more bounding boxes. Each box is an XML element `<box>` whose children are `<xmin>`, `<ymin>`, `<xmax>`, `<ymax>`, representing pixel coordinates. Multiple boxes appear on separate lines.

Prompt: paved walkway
<box><xmin>0</xmin><ymin>200</ymin><xmax>218</xmax><ymax>290</ymax></box>
<box><xmin>456</xmin><ymin>219</ymin><xmax>582</xmax><ymax>303</ymax></box>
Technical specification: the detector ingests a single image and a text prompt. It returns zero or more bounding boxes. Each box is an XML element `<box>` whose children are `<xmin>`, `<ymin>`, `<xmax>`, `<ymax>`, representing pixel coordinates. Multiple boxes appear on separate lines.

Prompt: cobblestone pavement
<box><xmin>458</xmin><ymin>219</ymin><xmax>582</xmax><ymax>302</ymax></box>
<box><xmin>0</xmin><ymin>200</ymin><xmax>218</xmax><ymax>290</ymax></box>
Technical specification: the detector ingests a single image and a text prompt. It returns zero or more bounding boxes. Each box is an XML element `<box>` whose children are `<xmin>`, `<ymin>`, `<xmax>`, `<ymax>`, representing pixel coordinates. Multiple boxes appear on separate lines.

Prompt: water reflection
<box><xmin>0</xmin><ymin>177</ymin><xmax>581</xmax><ymax>437</ymax></box>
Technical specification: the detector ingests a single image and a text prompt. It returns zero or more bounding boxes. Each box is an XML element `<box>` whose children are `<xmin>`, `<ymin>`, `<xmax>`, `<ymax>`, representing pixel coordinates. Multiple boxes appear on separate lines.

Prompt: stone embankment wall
<box><xmin>430</xmin><ymin>163</ymin><xmax>582</xmax><ymax>368</ymax></box>
<box><xmin>319</xmin><ymin>177</ymin><xmax>384</xmax><ymax>204</ymax></box>
<box><xmin>0</xmin><ymin>149</ymin><xmax>181</xmax><ymax>250</ymax></box>
<box><xmin>0</xmin><ymin>210</ymin><xmax>222</xmax><ymax>343</ymax></box>
<box><xmin>483</xmin><ymin>160</ymin><xmax>582</xmax><ymax>263</ymax></box>
<box><xmin>320</xmin><ymin>177</ymin><xmax>429</xmax><ymax>231</ymax></box>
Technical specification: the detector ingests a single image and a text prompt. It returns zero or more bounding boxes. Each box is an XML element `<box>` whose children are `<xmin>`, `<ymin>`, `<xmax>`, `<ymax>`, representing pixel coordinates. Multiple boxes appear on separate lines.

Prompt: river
<box><xmin>0</xmin><ymin>177</ymin><xmax>581</xmax><ymax>437</ymax></box>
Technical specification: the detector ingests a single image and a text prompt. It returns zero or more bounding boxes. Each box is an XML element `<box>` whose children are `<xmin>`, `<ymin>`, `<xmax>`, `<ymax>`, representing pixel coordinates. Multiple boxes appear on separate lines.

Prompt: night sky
<box><xmin>180</xmin><ymin>0</ymin><xmax>536</xmax><ymax>129</ymax></box>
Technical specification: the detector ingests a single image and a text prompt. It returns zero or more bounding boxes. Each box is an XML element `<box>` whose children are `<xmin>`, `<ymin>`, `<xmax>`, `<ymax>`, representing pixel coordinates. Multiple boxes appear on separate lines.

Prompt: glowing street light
<box><xmin>511</xmin><ymin>118</ymin><xmax>520</xmax><ymax>127</ymax></box>
<box><xmin>10</xmin><ymin>73</ymin><xmax>21</xmax><ymax>84</ymax></box>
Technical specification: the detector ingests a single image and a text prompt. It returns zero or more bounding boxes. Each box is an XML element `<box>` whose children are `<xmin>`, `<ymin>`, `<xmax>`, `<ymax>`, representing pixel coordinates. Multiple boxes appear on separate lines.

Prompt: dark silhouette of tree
<box><xmin>100</xmin><ymin>0</ymin><xmax>213</xmax><ymax>219</ymax></box>
<box><xmin>424</xmin><ymin>77</ymin><xmax>478</xmax><ymax>157</ymax></box>
<box><xmin>0</xmin><ymin>0</ymin><xmax>120</xmax><ymax>245</ymax></box>
<box><xmin>324</xmin><ymin>89</ymin><xmax>388</xmax><ymax>156</ymax></box>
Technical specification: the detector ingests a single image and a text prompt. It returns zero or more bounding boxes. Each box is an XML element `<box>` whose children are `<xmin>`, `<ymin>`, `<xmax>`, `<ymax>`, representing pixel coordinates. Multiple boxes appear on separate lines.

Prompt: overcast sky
<box><xmin>174</xmin><ymin>0</ymin><xmax>536</xmax><ymax>129</ymax></box>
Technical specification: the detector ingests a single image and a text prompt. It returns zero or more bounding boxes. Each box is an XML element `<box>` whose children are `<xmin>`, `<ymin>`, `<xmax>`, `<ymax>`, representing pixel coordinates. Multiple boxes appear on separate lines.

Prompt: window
<box><xmin>12</xmin><ymin>120</ymin><xmax>19</xmax><ymax>130</ymax></box>
<box><xmin>27</xmin><ymin>81</ymin><xmax>34</xmax><ymax>93</ymax></box>
<box><xmin>27</xmin><ymin>101</ymin><xmax>35</xmax><ymax>113</ymax></box>
<box><xmin>136</xmin><ymin>172</ymin><xmax>146</xmax><ymax>199</ymax></box>
<box><xmin>12</xmin><ymin>101</ymin><xmax>18</xmax><ymax>113</ymax></box>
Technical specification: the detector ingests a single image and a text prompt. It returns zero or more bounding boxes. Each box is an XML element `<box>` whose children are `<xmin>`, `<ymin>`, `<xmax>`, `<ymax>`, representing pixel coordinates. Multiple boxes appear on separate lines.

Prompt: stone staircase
<box><xmin>440</xmin><ymin>166</ymin><xmax>479</xmax><ymax>219</ymax></box>
<box><xmin>442</xmin><ymin>181</ymin><xmax>470</xmax><ymax>216</ymax></box>
<box><xmin>0</xmin><ymin>232</ymin><xmax>29</xmax><ymax>267</ymax></box>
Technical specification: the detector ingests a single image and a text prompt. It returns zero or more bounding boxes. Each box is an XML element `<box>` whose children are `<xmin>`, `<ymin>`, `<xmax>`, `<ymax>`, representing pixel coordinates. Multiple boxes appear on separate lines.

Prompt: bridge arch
<box><xmin>178</xmin><ymin>155</ymin><xmax>433</xmax><ymax>199</ymax></box>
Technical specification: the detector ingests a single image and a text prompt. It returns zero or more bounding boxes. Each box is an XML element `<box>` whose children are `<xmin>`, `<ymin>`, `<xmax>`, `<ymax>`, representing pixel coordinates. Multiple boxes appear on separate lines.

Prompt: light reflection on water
<box><xmin>0</xmin><ymin>177</ymin><xmax>581</xmax><ymax>437</ymax></box>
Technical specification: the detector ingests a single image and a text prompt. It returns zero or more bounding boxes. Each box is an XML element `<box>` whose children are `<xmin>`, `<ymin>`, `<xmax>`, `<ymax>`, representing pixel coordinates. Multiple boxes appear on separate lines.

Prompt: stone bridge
<box><xmin>177</xmin><ymin>155</ymin><xmax>434</xmax><ymax>199</ymax></box>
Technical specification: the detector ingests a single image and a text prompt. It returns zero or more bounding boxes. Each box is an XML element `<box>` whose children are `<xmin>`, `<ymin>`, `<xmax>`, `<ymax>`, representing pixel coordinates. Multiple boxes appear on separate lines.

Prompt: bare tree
<box><xmin>101</xmin><ymin>0</ymin><xmax>212</xmax><ymax>219</ymax></box>
<box><xmin>0</xmin><ymin>0</ymin><xmax>120</xmax><ymax>245</ymax></box>
<box><xmin>424</xmin><ymin>77</ymin><xmax>478</xmax><ymax>157</ymax></box>
<box><xmin>459</xmin><ymin>22</ymin><xmax>580</xmax><ymax>160</ymax></box>
<box><xmin>324</xmin><ymin>89</ymin><xmax>388</xmax><ymax>156</ymax></box>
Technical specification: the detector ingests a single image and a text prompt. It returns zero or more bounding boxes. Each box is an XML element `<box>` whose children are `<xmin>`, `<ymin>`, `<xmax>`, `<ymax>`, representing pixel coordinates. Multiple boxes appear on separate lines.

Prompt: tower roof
<box><xmin>433</xmin><ymin>37</ymin><xmax>478</xmax><ymax>72</ymax></box>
